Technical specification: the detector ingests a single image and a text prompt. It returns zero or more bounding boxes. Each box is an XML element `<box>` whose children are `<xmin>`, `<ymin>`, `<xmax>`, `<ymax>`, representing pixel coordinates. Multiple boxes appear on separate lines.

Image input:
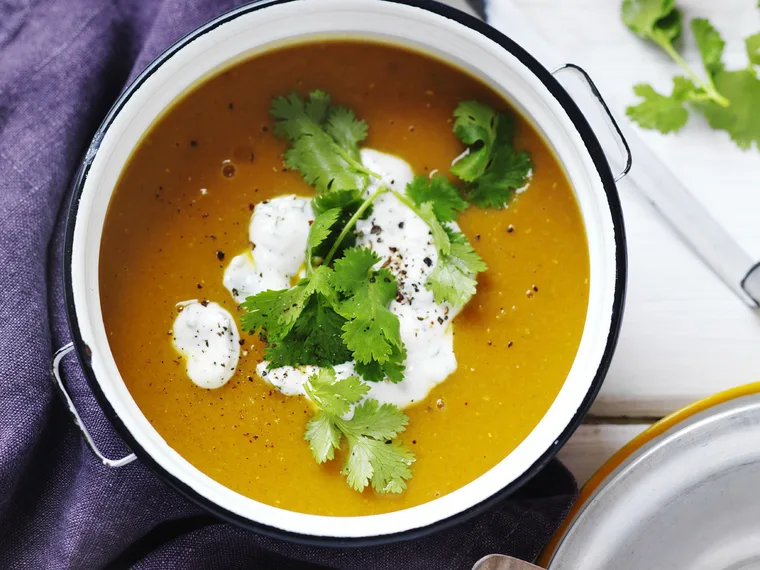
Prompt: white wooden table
<box><xmin>447</xmin><ymin>0</ymin><xmax>760</xmax><ymax>484</ymax></box>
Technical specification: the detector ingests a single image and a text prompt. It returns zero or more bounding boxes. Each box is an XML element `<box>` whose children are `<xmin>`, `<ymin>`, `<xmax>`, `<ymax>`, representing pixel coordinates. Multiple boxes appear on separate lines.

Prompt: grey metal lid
<box><xmin>548</xmin><ymin>392</ymin><xmax>760</xmax><ymax>569</ymax></box>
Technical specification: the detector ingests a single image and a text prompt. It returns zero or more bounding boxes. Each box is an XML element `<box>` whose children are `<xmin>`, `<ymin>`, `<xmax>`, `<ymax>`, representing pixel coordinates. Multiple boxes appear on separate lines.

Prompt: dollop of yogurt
<box><xmin>172</xmin><ymin>300</ymin><xmax>240</xmax><ymax>389</ymax></box>
<box><xmin>224</xmin><ymin>196</ymin><xmax>314</xmax><ymax>303</ymax></box>
<box><xmin>224</xmin><ymin>149</ymin><xmax>463</xmax><ymax>408</ymax></box>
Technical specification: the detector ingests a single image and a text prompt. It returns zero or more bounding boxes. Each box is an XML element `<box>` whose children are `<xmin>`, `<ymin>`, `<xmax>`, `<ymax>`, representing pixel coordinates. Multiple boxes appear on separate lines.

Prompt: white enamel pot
<box><xmin>59</xmin><ymin>0</ymin><xmax>628</xmax><ymax>545</ymax></box>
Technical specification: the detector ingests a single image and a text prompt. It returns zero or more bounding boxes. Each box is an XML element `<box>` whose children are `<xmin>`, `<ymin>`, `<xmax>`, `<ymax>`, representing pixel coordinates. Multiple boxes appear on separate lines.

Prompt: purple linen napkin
<box><xmin>0</xmin><ymin>1</ymin><xmax>578</xmax><ymax>568</ymax></box>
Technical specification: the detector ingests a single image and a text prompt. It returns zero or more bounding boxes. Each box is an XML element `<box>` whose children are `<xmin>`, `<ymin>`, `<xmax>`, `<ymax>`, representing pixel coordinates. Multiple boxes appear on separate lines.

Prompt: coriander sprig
<box><xmin>303</xmin><ymin>369</ymin><xmax>415</xmax><ymax>494</ymax></box>
<box><xmin>240</xmin><ymin>90</ymin><xmax>531</xmax><ymax>496</ymax></box>
<box><xmin>622</xmin><ymin>1</ymin><xmax>728</xmax><ymax>107</ymax></box>
<box><xmin>623</xmin><ymin>1</ymin><xmax>760</xmax><ymax>150</ymax></box>
<box><xmin>271</xmin><ymin>90</ymin><xmax>379</xmax><ymax>192</ymax></box>
<box><xmin>449</xmin><ymin>101</ymin><xmax>533</xmax><ymax>209</ymax></box>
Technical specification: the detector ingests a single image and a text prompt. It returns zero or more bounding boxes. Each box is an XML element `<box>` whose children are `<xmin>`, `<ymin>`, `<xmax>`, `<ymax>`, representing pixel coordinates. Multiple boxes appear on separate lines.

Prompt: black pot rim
<box><xmin>62</xmin><ymin>0</ymin><xmax>627</xmax><ymax>548</ymax></box>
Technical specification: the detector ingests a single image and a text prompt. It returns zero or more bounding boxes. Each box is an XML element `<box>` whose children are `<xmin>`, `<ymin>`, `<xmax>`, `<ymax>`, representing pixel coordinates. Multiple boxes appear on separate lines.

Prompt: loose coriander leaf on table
<box><xmin>406</xmin><ymin>174</ymin><xmax>468</xmax><ymax>223</ymax></box>
<box><xmin>691</xmin><ymin>18</ymin><xmax>725</xmax><ymax>75</ymax></box>
<box><xmin>621</xmin><ymin>0</ymin><xmax>681</xmax><ymax>45</ymax></box>
<box><xmin>746</xmin><ymin>32</ymin><xmax>760</xmax><ymax>67</ymax></box>
<box><xmin>626</xmin><ymin>77</ymin><xmax>696</xmax><ymax>134</ymax></box>
<box><xmin>270</xmin><ymin>90</ymin><xmax>371</xmax><ymax>193</ymax></box>
<box><xmin>697</xmin><ymin>69</ymin><xmax>760</xmax><ymax>150</ymax></box>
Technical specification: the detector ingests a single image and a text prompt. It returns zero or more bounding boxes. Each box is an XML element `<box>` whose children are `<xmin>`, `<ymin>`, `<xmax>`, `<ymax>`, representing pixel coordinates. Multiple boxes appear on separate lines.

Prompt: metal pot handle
<box><xmin>551</xmin><ymin>62</ymin><xmax>760</xmax><ymax>307</ymax></box>
<box><xmin>551</xmin><ymin>63</ymin><xmax>632</xmax><ymax>183</ymax></box>
<box><xmin>51</xmin><ymin>343</ymin><xmax>137</xmax><ymax>468</ymax></box>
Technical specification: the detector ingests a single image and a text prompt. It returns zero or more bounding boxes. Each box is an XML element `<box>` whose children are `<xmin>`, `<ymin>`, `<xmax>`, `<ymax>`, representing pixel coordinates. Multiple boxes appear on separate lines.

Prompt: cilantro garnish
<box><xmin>270</xmin><ymin>90</ymin><xmax>377</xmax><ymax>192</ymax></box>
<box><xmin>303</xmin><ymin>369</ymin><xmax>415</xmax><ymax>493</ymax></box>
<box><xmin>310</xmin><ymin>189</ymin><xmax>370</xmax><ymax>261</ymax></box>
<box><xmin>240</xmin><ymin>91</ymin><xmax>526</xmax><ymax>494</ymax></box>
<box><xmin>623</xmin><ymin>2</ymin><xmax>760</xmax><ymax>150</ymax></box>
<box><xmin>400</xmin><ymin>184</ymin><xmax>487</xmax><ymax>306</ymax></box>
<box><xmin>406</xmin><ymin>173</ymin><xmax>468</xmax><ymax>222</ymax></box>
<box><xmin>240</xmin><ymin>265</ymin><xmax>351</xmax><ymax>367</ymax></box>
<box><xmin>450</xmin><ymin>101</ymin><xmax>533</xmax><ymax>208</ymax></box>
<box><xmin>333</xmin><ymin>247</ymin><xmax>406</xmax><ymax>382</ymax></box>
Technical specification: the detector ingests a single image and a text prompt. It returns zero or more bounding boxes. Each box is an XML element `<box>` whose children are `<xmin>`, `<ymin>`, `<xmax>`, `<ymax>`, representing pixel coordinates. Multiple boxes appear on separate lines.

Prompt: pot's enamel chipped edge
<box><xmin>64</xmin><ymin>0</ymin><xmax>625</xmax><ymax>542</ymax></box>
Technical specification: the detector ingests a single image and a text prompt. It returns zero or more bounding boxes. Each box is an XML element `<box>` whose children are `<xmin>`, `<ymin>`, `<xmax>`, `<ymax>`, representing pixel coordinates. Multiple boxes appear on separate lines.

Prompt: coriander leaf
<box><xmin>406</xmin><ymin>174</ymin><xmax>468</xmax><ymax>223</ymax></box>
<box><xmin>305</xmin><ymin>413</ymin><xmax>342</xmax><ymax>463</ymax></box>
<box><xmin>307</xmin><ymin>207</ymin><xmax>341</xmax><ymax>261</ymax></box>
<box><xmin>450</xmin><ymin>101</ymin><xmax>498</xmax><ymax>181</ymax></box>
<box><xmin>468</xmin><ymin>146</ymin><xmax>532</xmax><ymax>208</ymax></box>
<box><xmin>363</xmin><ymin>439</ymin><xmax>415</xmax><ymax>494</ymax></box>
<box><xmin>621</xmin><ymin>0</ymin><xmax>681</xmax><ymax>45</ymax></box>
<box><xmin>325</xmin><ymin>106</ymin><xmax>368</xmax><ymax>160</ymax></box>
<box><xmin>342</xmin><ymin>436</ymin><xmax>414</xmax><ymax>494</ymax></box>
<box><xmin>338</xmin><ymin>271</ymin><xmax>402</xmax><ymax>365</ymax></box>
<box><xmin>747</xmin><ymin>32</ymin><xmax>760</xmax><ymax>67</ymax></box>
<box><xmin>312</xmin><ymin>189</ymin><xmax>365</xmax><ymax>215</ymax></box>
<box><xmin>428</xmin><ymin>229</ymin><xmax>488</xmax><ymax>307</ymax></box>
<box><xmin>265</xmin><ymin>294</ymin><xmax>351</xmax><ymax>367</ymax></box>
<box><xmin>332</xmin><ymin>247</ymin><xmax>403</xmax><ymax>368</ymax></box>
<box><xmin>240</xmin><ymin>266</ymin><xmax>337</xmax><ymax>343</ymax></box>
<box><xmin>450</xmin><ymin>101</ymin><xmax>534</xmax><ymax>209</ymax></box>
<box><xmin>332</xmin><ymin>246</ymin><xmax>382</xmax><ymax>294</ymax></box>
<box><xmin>285</xmin><ymin>136</ymin><xmax>367</xmax><ymax>194</ymax></box>
<box><xmin>392</xmin><ymin>189</ymin><xmax>486</xmax><ymax>306</ymax></box>
<box><xmin>416</xmin><ymin>201</ymin><xmax>451</xmax><ymax>255</ymax></box>
<box><xmin>270</xmin><ymin>90</ymin><xmax>369</xmax><ymax>193</ymax></box>
<box><xmin>691</xmin><ymin>18</ymin><xmax>725</xmax><ymax>76</ymax></box>
<box><xmin>311</xmin><ymin>189</ymin><xmax>371</xmax><ymax>260</ymax></box>
<box><xmin>697</xmin><ymin>68</ymin><xmax>760</xmax><ymax>150</ymax></box>
<box><xmin>303</xmin><ymin>369</ymin><xmax>415</xmax><ymax>495</ymax></box>
<box><xmin>354</xmin><ymin>344</ymin><xmax>407</xmax><ymax>384</ymax></box>
<box><xmin>626</xmin><ymin>77</ymin><xmax>696</xmax><ymax>133</ymax></box>
<box><xmin>304</xmin><ymin>368</ymin><xmax>368</xmax><ymax>416</ymax></box>
<box><xmin>347</xmin><ymin>399</ymin><xmax>409</xmax><ymax>440</ymax></box>
<box><xmin>270</xmin><ymin>90</ymin><xmax>330</xmax><ymax>140</ymax></box>
<box><xmin>239</xmin><ymin>289</ymin><xmax>287</xmax><ymax>341</ymax></box>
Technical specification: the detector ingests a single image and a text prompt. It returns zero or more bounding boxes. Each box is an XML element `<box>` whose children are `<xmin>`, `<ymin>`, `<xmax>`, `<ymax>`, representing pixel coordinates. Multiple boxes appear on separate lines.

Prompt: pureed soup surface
<box><xmin>100</xmin><ymin>40</ymin><xmax>590</xmax><ymax>516</ymax></box>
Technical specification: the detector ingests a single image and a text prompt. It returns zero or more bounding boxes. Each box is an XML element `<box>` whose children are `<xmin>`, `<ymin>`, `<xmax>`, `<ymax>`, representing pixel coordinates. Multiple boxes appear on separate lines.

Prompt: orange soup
<box><xmin>100</xmin><ymin>40</ymin><xmax>589</xmax><ymax>516</ymax></box>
